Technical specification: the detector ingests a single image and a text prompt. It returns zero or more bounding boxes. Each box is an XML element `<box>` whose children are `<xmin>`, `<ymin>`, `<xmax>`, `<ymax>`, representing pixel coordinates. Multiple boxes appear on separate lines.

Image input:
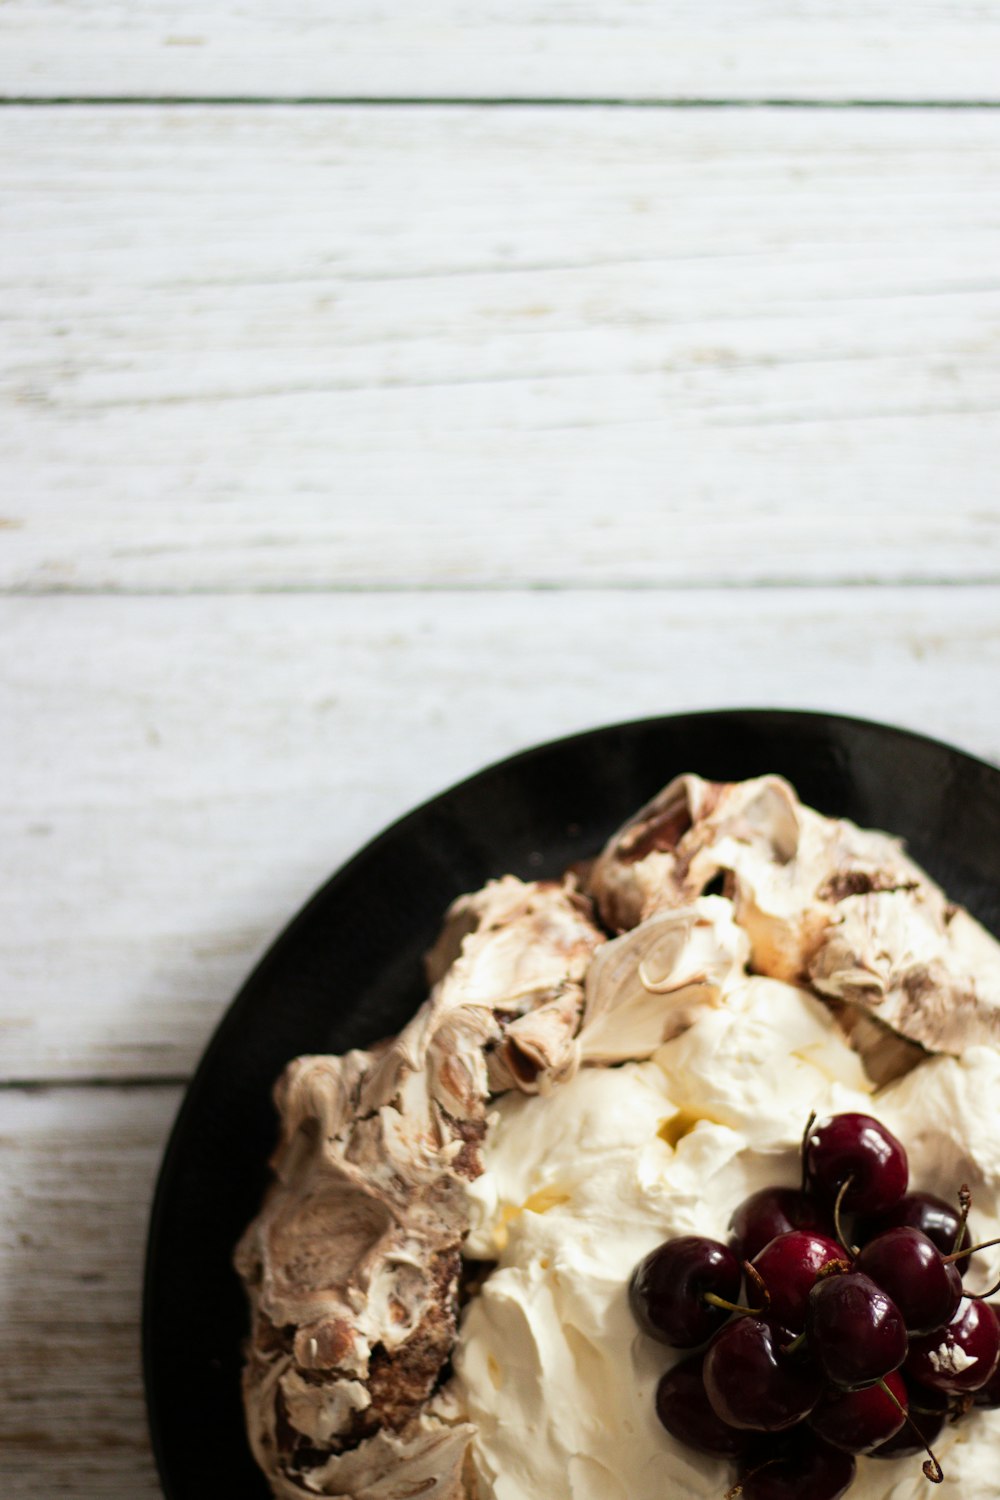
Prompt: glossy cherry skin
<box><xmin>629</xmin><ymin>1235</ymin><xmax>741</xmax><ymax>1347</ymax></box>
<box><xmin>858</xmin><ymin>1190</ymin><xmax>973</xmax><ymax>1274</ymax></box>
<box><xmin>654</xmin><ymin>1353</ymin><xmax>755</xmax><ymax>1456</ymax></box>
<box><xmin>804</xmin><ymin>1113</ymin><xmax>908</xmax><ymax>1216</ymax></box>
<box><xmin>703</xmin><ymin>1317</ymin><xmax>823</xmax><ymax>1431</ymax></box>
<box><xmin>809</xmin><ymin>1369</ymin><xmax>907</xmax><ymax>1454</ymax></box>
<box><xmin>974</xmin><ymin>1307</ymin><xmax>1000</xmax><ymax>1409</ymax></box>
<box><xmin>871</xmin><ymin>1379</ymin><xmax>949</xmax><ymax>1458</ymax></box>
<box><xmin>735</xmin><ymin>1434</ymin><xmax>856</xmax><ymax>1500</ymax></box>
<box><xmin>752</xmin><ymin>1231</ymin><xmax>845</xmax><ymax>1331</ymax></box>
<box><xmin>729</xmin><ymin>1187</ymin><xmax>832</xmax><ymax>1263</ymax></box>
<box><xmin>855</xmin><ymin>1227</ymin><xmax>962</xmax><ymax>1335</ymax></box>
<box><xmin>806</xmin><ymin>1271</ymin><xmax>907</xmax><ymax>1388</ymax></box>
<box><xmin>907</xmin><ymin>1296</ymin><xmax>1000</xmax><ymax>1395</ymax></box>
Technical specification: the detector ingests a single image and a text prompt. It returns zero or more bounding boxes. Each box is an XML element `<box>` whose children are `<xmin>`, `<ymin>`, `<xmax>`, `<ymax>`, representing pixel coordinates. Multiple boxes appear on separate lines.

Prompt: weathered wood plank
<box><xmin>2</xmin><ymin>587</ymin><xmax>999</xmax><ymax>1083</ymax></box>
<box><xmin>3</xmin><ymin>106</ymin><xmax>1000</xmax><ymax>592</ymax></box>
<box><xmin>3</xmin><ymin>1</ymin><xmax>1000</xmax><ymax>102</ymax></box>
<box><xmin>0</xmin><ymin>1086</ymin><xmax>178</xmax><ymax>1498</ymax></box>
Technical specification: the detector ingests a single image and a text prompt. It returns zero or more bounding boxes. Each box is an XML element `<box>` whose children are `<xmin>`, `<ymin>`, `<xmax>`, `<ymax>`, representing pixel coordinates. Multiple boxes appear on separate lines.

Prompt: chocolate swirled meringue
<box><xmin>237</xmin><ymin>774</ymin><xmax>1000</xmax><ymax>1499</ymax></box>
<box><xmin>235</xmin><ymin>875</ymin><xmax>605</xmax><ymax>1497</ymax></box>
<box><xmin>587</xmin><ymin>773</ymin><xmax>1000</xmax><ymax>1076</ymax></box>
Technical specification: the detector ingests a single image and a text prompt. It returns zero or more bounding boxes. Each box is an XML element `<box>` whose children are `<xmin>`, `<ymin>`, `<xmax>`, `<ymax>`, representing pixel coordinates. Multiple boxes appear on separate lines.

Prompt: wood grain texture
<box><xmin>3</xmin><ymin>105</ymin><xmax>1000</xmax><ymax>593</ymax></box>
<box><xmin>3</xmin><ymin>1</ymin><xmax>1000</xmax><ymax>102</ymax></box>
<box><xmin>3</xmin><ymin>587</ymin><xmax>999</xmax><ymax>1083</ymax></box>
<box><xmin>0</xmin><ymin>1086</ymin><xmax>178</xmax><ymax>1497</ymax></box>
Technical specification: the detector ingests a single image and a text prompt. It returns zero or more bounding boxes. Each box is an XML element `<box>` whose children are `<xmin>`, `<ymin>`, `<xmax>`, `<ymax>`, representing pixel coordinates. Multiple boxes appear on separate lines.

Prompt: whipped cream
<box><xmin>454</xmin><ymin>979</ymin><xmax>1000</xmax><ymax>1500</ymax></box>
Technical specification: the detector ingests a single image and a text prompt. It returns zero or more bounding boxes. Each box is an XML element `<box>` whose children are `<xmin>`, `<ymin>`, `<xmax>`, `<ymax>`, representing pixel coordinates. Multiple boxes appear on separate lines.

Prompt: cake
<box><xmin>234</xmin><ymin>774</ymin><xmax>1000</xmax><ymax>1499</ymax></box>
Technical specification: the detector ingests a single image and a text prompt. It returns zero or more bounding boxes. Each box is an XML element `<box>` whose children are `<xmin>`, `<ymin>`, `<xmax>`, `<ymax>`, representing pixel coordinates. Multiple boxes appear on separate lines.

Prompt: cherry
<box><xmin>806</xmin><ymin>1270</ymin><xmax>907</xmax><ymax>1388</ymax></box>
<box><xmin>973</xmin><ymin>1307</ymin><xmax>1000</xmax><ymax>1409</ymax></box>
<box><xmin>628</xmin><ymin>1114</ymin><xmax>995</xmax><ymax>1495</ymax></box>
<box><xmin>809</xmin><ymin>1369</ymin><xmax>908</xmax><ymax>1453</ymax></box>
<box><xmin>703</xmin><ymin>1317</ymin><xmax>823</xmax><ymax>1431</ymax></box>
<box><xmin>804</xmin><ymin>1113</ymin><xmax>908</xmax><ymax>1216</ymax></box>
<box><xmin>858</xmin><ymin>1190</ymin><xmax>973</xmax><ymax>1274</ymax></box>
<box><xmin>855</xmin><ymin>1227</ymin><xmax>962</xmax><ymax>1335</ymax></box>
<box><xmin>654</xmin><ymin>1353</ymin><xmax>755</xmax><ymax>1456</ymax></box>
<box><xmin>729</xmin><ymin>1433</ymin><xmax>855</xmax><ymax>1500</ymax></box>
<box><xmin>907</xmin><ymin>1296</ymin><xmax>1000</xmax><ymax>1395</ymax></box>
<box><xmin>629</xmin><ymin>1235</ymin><xmax>742</xmax><ymax>1347</ymax></box>
<box><xmin>751</xmin><ymin>1231</ymin><xmax>845</xmax><ymax>1331</ymax></box>
<box><xmin>729</xmin><ymin>1186</ymin><xmax>832</xmax><ymax>1263</ymax></box>
<box><xmin>870</xmin><ymin>1380</ymin><xmax>949</xmax><ymax>1458</ymax></box>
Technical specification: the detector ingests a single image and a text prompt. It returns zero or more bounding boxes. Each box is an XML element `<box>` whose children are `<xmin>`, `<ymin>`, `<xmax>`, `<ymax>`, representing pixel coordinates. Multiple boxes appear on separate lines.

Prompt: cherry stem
<box><xmin>800</xmin><ymin>1109</ymin><xmax>817</xmax><ymax>1194</ymax></box>
<box><xmin>953</xmin><ymin>1183</ymin><xmax>972</xmax><ymax>1257</ymax></box>
<box><xmin>942</xmin><ymin>1234</ymin><xmax>1000</xmax><ymax>1266</ymax></box>
<box><xmin>703</xmin><ymin>1291</ymin><xmax>765</xmax><ymax>1317</ymax></box>
<box><xmin>833</xmin><ymin>1175</ymin><xmax>858</xmax><ymax>1257</ymax></box>
<box><xmin>780</xmin><ymin>1330</ymin><xmax>807</xmax><ymax>1356</ymax></box>
<box><xmin>744</xmin><ymin>1258</ymin><xmax>771</xmax><ymax>1312</ymax></box>
<box><xmin>725</xmin><ymin>1455</ymin><xmax>781</xmax><ymax>1500</ymax></box>
<box><xmin>968</xmin><ymin>1267</ymin><xmax>1000</xmax><ymax>1300</ymax></box>
<box><xmin>877</xmin><ymin>1378</ymin><xmax>944</xmax><ymax>1485</ymax></box>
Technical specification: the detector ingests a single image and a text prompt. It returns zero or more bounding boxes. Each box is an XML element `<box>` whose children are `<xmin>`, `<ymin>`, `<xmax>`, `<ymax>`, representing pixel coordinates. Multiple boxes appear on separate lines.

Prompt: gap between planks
<box><xmin>4</xmin><ymin>96</ymin><xmax>1000</xmax><ymax>108</ymax></box>
<box><xmin>4</xmin><ymin>579</ymin><xmax>1000</xmax><ymax>598</ymax></box>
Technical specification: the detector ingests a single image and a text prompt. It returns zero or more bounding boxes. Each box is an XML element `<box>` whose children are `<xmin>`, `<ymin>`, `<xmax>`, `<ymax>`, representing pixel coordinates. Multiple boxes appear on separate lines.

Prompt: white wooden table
<box><xmin>2</xmin><ymin>6</ymin><xmax>1000</xmax><ymax>1493</ymax></box>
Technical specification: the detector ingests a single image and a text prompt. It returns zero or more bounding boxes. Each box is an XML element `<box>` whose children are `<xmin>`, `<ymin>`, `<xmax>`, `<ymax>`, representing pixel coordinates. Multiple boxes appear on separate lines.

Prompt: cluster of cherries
<box><xmin>629</xmin><ymin>1112</ymin><xmax>1000</xmax><ymax>1499</ymax></box>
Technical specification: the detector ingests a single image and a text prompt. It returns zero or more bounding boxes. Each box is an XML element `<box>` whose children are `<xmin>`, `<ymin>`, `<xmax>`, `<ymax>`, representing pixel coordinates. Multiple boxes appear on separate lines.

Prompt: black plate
<box><xmin>143</xmin><ymin>708</ymin><xmax>1000</xmax><ymax>1497</ymax></box>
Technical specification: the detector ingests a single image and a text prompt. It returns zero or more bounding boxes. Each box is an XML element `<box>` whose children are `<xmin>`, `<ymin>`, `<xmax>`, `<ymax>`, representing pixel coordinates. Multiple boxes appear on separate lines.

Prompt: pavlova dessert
<box><xmin>235</xmin><ymin>774</ymin><xmax>1000</xmax><ymax>1500</ymax></box>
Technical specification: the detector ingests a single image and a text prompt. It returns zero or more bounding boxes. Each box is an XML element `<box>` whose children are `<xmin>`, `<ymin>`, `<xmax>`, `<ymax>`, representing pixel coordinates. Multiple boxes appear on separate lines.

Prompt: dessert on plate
<box><xmin>235</xmin><ymin>774</ymin><xmax>1000</xmax><ymax>1499</ymax></box>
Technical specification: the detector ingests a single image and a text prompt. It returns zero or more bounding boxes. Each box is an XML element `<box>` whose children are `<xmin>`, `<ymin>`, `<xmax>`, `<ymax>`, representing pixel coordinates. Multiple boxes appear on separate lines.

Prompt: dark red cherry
<box><xmin>629</xmin><ymin>1235</ymin><xmax>741</xmax><ymax>1347</ymax></box>
<box><xmin>871</xmin><ymin>1380</ymin><xmax>949</xmax><ymax>1458</ymax></box>
<box><xmin>804</xmin><ymin>1113</ymin><xmax>908</xmax><ymax>1216</ymax></box>
<box><xmin>855</xmin><ymin>1227</ymin><xmax>962</xmax><ymax>1335</ymax></box>
<box><xmin>806</xmin><ymin>1271</ymin><xmax>907</xmax><ymax>1388</ymax></box>
<box><xmin>809</xmin><ymin>1369</ymin><xmax>907</xmax><ymax>1454</ymax></box>
<box><xmin>907</xmin><ymin>1296</ymin><xmax>1000</xmax><ymax>1395</ymax></box>
<box><xmin>734</xmin><ymin>1433</ymin><xmax>856</xmax><ymax>1500</ymax></box>
<box><xmin>729</xmin><ymin>1187</ymin><xmax>832</xmax><ymax>1262</ymax></box>
<box><xmin>654</xmin><ymin>1353</ymin><xmax>755</xmax><ymax>1456</ymax></box>
<box><xmin>703</xmin><ymin>1317</ymin><xmax>823</xmax><ymax>1431</ymax></box>
<box><xmin>751</xmin><ymin>1231</ymin><xmax>845</xmax><ymax>1331</ymax></box>
<box><xmin>858</xmin><ymin>1190</ymin><xmax>973</xmax><ymax>1274</ymax></box>
<box><xmin>974</xmin><ymin>1308</ymin><xmax>1000</xmax><ymax>1409</ymax></box>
